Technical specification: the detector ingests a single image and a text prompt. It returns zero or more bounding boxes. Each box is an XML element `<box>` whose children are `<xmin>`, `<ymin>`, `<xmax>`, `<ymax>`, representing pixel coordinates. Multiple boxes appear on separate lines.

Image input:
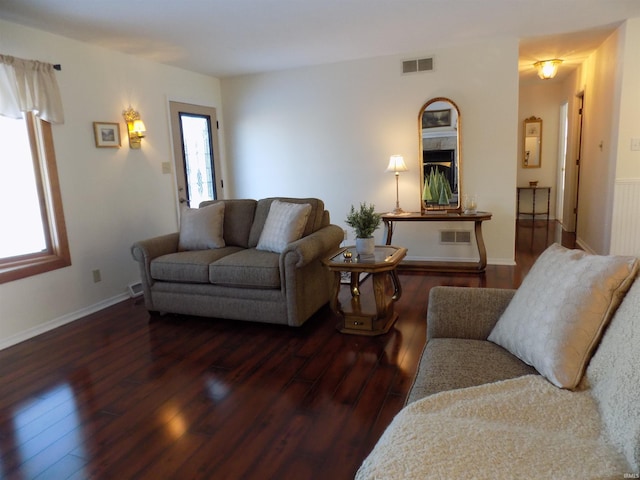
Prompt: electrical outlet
<box><xmin>92</xmin><ymin>269</ymin><xmax>102</xmax><ymax>283</ymax></box>
<box><xmin>631</xmin><ymin>138</ymin><xmax>640</xmax><ymax>151</ymax></box>
<box><xmin>161</xmin><ymin>162</ymin><xmax>172</xmax><ymax>174</ymax></box>
<box><xmin>343</xmin><ymin>229</ymin><xmax>348</xmax><ymax>240</ymax></box>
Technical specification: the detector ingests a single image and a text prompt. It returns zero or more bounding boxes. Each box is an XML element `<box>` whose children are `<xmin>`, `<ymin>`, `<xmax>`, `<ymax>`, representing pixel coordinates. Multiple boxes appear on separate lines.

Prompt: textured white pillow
<box><xmin>178</xmin><ymin>202</ymin><xmax>225</xmax><ymax>251</ymax></box>
<box><xmin>586</xmin><ymin>278</ymin><xmax>640</xmax><ymax>472</ymax></box>
<box><xmin>256</xmin><ymin>200</ymin><xmax>312</xmax><ymax>253</ymax></box>
<box><xmin>488</xmin><ymin>243</ymin><xmax>638</xmax><ymax>389</ymax></box>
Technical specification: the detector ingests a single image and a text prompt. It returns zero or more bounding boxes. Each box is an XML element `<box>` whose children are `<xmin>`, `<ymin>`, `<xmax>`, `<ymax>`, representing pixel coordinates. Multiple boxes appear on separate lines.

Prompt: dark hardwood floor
<box><xmin>0</xmin><ymin>221</ymin><xmax>574</xmax><ymax>480</ymax></box>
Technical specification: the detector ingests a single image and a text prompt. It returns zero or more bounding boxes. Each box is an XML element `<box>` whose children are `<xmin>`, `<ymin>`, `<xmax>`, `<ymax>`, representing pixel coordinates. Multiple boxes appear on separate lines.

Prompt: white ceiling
<box><xmin>1</xmin><ymin>0</ymin><xmax>639</xmax><ymax>78</ymax></box>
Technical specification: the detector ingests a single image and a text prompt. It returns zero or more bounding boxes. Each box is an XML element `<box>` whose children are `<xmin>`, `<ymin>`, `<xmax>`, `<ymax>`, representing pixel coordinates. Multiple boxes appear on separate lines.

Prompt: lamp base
<box><xmin>388</xmin><ymin>207</ymin><xmax>410</xmax><ymax>216</ymax></box>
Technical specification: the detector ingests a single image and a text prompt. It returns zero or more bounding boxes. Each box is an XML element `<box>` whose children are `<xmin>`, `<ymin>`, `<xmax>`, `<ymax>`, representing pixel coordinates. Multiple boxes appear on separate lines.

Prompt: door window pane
<box><xmin>179</xmin><ymin>114</ymin><xmax>216</xmax><ymax>208</ymax></box>
<box><xmin>0</xmin><ymin>115</ymin><xmax>47</xmax><ymax>258</ymax></box>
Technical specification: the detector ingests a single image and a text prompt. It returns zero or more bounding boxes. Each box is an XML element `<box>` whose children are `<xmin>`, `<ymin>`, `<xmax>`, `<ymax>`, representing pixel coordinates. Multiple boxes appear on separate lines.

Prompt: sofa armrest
<box><xmin>427</xmin><ymin>286</ymin><xmax>516</xmax><ymax>340</ymax></box>
<box><xmin>281</xmin><ymin>224</ymin><xmax>344</xmax><ymax>268</ymax></box>
<box><xmin>130</xmin><ymin>232</ymin><xmax>180</xmax><ymax>295</ymax></box>
<box><xmin>131</xmin><ymin>232</ymin><xmax>180</xmax><ymax>263</ymax></box>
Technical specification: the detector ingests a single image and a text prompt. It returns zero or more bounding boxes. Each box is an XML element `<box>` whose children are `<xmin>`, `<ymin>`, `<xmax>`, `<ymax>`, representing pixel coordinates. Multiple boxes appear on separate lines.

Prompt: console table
<box><xmin>517</xmin><ymin>186</ymin><xmax>551</xmax><ymax>221</ymax></box>
<box><xmin>381</xmin><ymin>211</ymin><xmax>492</xmax><ymax>273</ymax></box>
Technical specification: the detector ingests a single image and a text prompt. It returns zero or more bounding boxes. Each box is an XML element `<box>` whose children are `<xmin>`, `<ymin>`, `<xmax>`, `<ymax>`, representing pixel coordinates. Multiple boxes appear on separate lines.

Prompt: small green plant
<box><xmin>345</xmin><ymin>202</ymin><xmax>381</xmax><ymax>238</ymax></box>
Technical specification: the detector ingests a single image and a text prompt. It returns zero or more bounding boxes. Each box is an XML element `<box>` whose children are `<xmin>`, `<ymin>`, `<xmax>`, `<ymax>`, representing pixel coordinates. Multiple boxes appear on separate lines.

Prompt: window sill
<box><xmin>0</xmin><ymin>253</ymin><xmax>71</xmax><ymax>284</ymax></box>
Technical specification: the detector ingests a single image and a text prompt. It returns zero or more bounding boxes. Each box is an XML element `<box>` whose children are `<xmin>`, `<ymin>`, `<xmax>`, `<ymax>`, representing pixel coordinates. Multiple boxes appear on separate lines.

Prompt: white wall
<box><xmin>221</xmin><ymin>39</ymin><xmax>520</xmax><ymax>265</ymax></box>
<box><xmin>0</xmin><ymin>20</ymin><xmax>223</xmax><ymax>347</ymax></box>
<box><xmin>613</xmin><ymin>18</ymin><xmax>640</xmax><ymax>181</ymax></box>
<box><xmin>610</xmin><ymin>18</ymin><xmax>640</xmax><ymax>257</ymax></box>
<box><xmin>518</xmin><ymin>82</ymin><xmax>565</xmax><ymax>220</ymax></box>
<box><xmin>575</xmin><ymin>28</ymin><xmax>622</xmax><ymax>254</ymax></box>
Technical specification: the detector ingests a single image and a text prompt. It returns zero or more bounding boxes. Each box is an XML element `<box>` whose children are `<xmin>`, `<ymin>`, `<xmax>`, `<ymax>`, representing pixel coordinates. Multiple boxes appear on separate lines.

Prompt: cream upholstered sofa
<box><xmin>131</xmin><ymin>197</ymin><xmax>343</xmax><ymax>326</ymax></box>
<box><xmin>357</xmin><ymin>244</ymin><xmax>640</xmax><ymax>479</ymax></box>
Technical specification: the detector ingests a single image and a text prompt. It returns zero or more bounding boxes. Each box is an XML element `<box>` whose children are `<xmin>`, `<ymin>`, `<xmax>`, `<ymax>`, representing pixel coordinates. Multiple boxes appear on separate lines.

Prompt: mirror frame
<box><xmin>523</xmin><ymin>116</ymin><xmax>542</xmax><ymax>169</ymax></box>
<box><xmin>418</xmin><ymin>97</ymin><xmax>462</xmax><ymax>212</ymax></box>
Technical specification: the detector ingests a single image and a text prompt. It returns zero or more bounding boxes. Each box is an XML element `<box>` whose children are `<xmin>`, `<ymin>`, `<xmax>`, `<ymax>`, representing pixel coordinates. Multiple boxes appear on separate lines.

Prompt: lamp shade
<box><xmin>386</xmin><ymin>155</ymin><xmax>408</xmax><ymax>173</ymax></box>
<box><xmin>534</xmin><ymin>59</ymin><xmax>562</xmax><ymax>80</ymax></box>
<box><xmin>131</xmin><ymin>120</ymin><xmax>146</xmax><ymax>134</ymax></box>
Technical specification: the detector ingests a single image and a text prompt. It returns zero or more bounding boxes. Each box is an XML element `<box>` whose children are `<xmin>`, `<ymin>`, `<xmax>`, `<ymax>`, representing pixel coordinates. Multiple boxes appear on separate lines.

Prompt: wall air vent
<box><xmin>402</xmin><ymin>56</ymin><xmax>434</xmax><ymax>75</ymax></box>
<box><xmin>440</xmin><ymin>230</ymin><xmax>471</xmax><ymax>245</ymax></box>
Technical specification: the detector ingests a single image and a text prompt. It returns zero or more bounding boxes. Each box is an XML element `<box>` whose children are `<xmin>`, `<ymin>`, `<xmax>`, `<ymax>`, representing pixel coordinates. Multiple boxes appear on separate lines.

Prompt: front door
<box><xmin>169</xmin><ymin>101</ymin><xmax>223</xmax><ymax>208</ymax></box>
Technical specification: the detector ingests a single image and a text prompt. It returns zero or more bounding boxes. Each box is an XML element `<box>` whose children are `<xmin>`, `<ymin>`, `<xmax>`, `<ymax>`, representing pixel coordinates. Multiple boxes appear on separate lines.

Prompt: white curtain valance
<box><xmin>0</xmin><ymin>54</ymin><xmax>64</xmax><ymax>124</ymax></box>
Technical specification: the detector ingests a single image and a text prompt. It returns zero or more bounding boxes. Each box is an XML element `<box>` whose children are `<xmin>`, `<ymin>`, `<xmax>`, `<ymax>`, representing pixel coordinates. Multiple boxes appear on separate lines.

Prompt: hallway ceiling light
<box><xmin>534</xmin><ymin>59</ymin><xmax>563</xmax><ymax>80</ymax></box>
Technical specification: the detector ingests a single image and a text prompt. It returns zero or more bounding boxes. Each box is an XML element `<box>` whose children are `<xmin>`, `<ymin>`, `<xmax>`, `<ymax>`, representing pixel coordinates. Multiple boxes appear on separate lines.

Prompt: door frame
<box><xmin>168</xmin><ymin>101</ymin><xmax>223</xmax><ymax>215</ymax></box>
<box><xmin>571</xmin><ymin>91</ymin><xmax>585</xmax><ymax>234</ymax></box>
<box><xmin>555</xmin><ymin>101</ymin><xmax>569</xmax><ymax>224</ymax></box>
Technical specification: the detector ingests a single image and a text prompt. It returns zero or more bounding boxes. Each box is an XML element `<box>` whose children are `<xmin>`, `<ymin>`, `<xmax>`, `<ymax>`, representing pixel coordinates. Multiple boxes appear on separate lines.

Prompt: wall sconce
<box><xmin>386</xmin><ymin>154</ymin><xmax>409</xmax><ymax>215</ymax></box>
<box><xmin>122</xmin><ymin>106</ymin><xmax>146</xmax><ymax>149</ymax></box>
<box><xmin>534</xmin><ymin>59</ymin><xmax>563</xmax><ymax>80</ymax></box>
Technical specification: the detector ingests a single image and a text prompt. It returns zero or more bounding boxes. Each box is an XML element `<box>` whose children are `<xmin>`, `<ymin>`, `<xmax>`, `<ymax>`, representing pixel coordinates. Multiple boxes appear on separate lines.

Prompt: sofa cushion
<box><xmin>357</xmin><ymin>375</ymin><xmax>630</xmax><ymax>480</ymax></box>
<box><xmin>209</xmin><ymin>248</ymin><xmax>281</xmax><ymax>289</ymax></box>
<box><xmin>151</xmin><ymin>247</ymin><xmax>243</xmax><ymax>283</ymax></box>
<box><xmin>256</xmin><ymin>200</ymin><xmax>312</xmax><ymax>253</ymax></box>
<box><xmin>585</xmin><ymin>277</ymin><xmax>640</xmax><ymax>472</ymax></box>
<box><xmin>488</xmin><ymin>243</ymin><xmax>638</xmax><ymax>389</ymax></box>
<box><xmin>406</xmin><ymin>338</ymin><xmax>537</xmax><ymax>404</ymax></box>
<box><xmin>200</xmin><ymin>199</ymin><xmax>257</xmax><ymax>248</ymax></box>
<box><xmin>178</xmin><ymin>202</ymin><xmax>225</xmax><ymax>251</ymax></box>
<box><xmin>249</xmin><ymin>197</ymin><xmax>325</xmax><ymax>247</ymax></box>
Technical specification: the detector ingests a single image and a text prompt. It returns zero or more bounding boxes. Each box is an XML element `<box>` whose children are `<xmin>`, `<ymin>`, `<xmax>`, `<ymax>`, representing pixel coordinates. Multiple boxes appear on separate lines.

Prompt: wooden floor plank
<box><xmin>0</xmin><ymin>221</ymin><xmax>572</xmax><ymax>479</ymax></box>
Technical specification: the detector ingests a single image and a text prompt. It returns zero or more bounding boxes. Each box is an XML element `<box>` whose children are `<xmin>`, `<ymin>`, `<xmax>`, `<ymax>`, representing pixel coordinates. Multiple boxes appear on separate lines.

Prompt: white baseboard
<box><xmin>576</xmin><ymin>238</ymin><xmax>596</xmax><ymax>254</ymax></box>
<box><xmin>0</xmin><ymin>293</ymin><xmax>130</xmax><ymax>351</ymax></box>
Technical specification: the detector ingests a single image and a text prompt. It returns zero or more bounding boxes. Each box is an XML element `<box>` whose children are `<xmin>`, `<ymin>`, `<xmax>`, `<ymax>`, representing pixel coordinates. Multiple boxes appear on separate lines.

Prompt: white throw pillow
<box><xmin>488</xmin><ymin>243</ymin><xmax>638</xmax><ymax>389</ymax></box>
<box><xmin>178</xmin><ymin>202</ymin><xmax>225</xmax><ymax>251</ymax></box>
<box><xmin>256</xmin><ymin>200</ymin><xmax>312</xmax><ymax>253</ymax></box>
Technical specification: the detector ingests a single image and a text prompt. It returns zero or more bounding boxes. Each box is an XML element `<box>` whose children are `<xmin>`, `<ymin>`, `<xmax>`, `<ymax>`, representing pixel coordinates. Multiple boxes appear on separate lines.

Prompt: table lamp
<box><xmin>386</xmin><ymin>154</ymin><xmax>409</xmax><ymax>215</ymax></box>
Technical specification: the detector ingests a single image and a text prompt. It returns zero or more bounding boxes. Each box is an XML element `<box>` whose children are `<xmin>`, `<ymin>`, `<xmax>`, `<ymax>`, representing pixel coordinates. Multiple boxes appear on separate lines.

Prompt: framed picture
<box><xmin>423</xmin><ymin>109</ymin><xmax>451</xmax><ymax>128</ymax></box>
<box><xmin>93</xmin><ymin>122</ymin><xmax>121</xmax><ymax>148</ymax></box>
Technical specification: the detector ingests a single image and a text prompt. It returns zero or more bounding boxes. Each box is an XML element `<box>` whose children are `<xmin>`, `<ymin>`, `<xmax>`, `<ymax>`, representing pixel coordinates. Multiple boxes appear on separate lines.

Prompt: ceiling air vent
<box><xmin>402</xmin><ymin>56</ymin><xmax>434</xmax><ymax>75</ymax></box>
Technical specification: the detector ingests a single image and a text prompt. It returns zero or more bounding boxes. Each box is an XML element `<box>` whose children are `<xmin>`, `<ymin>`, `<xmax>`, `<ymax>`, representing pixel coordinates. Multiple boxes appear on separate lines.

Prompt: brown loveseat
<box><xmin>131</xmin><ymin>197</ymin><xmax>343</xmax><ymax>326</ymax></box>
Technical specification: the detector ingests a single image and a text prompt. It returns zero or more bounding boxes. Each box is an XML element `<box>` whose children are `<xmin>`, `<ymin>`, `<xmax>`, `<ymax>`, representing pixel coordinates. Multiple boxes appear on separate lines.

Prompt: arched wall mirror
<box><xmin>523</xmin><ymin>116</ymin><xmax>542</xmax><ymax>168</ymax></box>
<box><xmin>419</xmin><ymin>97</ymin><xmax>461</xmax><ymax>211</ymax></box>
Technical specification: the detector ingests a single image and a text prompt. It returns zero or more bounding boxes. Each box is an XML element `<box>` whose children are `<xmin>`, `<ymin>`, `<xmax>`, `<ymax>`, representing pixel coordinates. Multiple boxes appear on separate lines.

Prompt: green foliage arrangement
<box><xmin>345</xmin><ymin>202</ymin><xmax>382</xmax><ymax>238</ymax></box>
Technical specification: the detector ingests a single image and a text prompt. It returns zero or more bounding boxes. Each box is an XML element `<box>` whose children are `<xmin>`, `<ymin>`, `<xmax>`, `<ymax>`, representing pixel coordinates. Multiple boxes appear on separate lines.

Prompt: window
<box><xmin>0</xmin><ymin>112</ymin><xmax>70</xmax><ymax>283</ymax></box>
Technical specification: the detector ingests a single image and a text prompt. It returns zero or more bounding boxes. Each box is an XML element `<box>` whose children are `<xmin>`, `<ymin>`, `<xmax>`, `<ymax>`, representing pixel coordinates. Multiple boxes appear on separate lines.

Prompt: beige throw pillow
<box><xmin>256</xmin><ymin>200</ymin><xmax>312</xmax><ymax>253</ymax></box>
<box><xmin>178</xmin><ymin>202</ymin><xmax>225</xmax><ymax>251</ymax></box>
<box><xmin>488</xmin><ymin>243</ymin><xmax>638</xmax><ymax>389</ymax></box>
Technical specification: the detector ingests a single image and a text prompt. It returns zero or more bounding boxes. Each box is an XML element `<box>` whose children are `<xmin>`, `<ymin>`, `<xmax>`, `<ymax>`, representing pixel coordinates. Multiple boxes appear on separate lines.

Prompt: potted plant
<box><xmin>345</xmin><ymin>202</ymin><xmax>381</xmax><ymax>255</ymax></box>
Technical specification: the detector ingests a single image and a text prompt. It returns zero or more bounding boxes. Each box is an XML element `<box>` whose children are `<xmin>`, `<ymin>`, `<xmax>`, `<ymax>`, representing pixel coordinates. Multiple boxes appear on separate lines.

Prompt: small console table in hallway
<box><xmin>517</xmin><ymin>186</ymin><xmax>551</xmax><ymax>221</ymax></box>
<box><xmin>381</xmin><ymin>211</ymin><xmax>492</xmax><ymax>273</ymax></box>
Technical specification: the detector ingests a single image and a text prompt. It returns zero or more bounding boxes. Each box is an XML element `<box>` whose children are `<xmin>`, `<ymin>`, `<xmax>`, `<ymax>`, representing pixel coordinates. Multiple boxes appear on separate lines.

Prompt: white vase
<box><xmin>355</xmin><ymin>237</ymin><xmax>375</xmax><ymax>255</ymax></box>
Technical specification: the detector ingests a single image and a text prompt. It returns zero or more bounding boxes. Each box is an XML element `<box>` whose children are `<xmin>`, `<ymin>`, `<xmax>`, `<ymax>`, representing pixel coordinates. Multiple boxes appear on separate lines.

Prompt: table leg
<box><xmin>390</xmin><ymin>270</ymin><xmax>402</xmax><ymax>301</ymax></box>
<box><xmin>372</xmin><ymin>273</ymin><xmax>389</xmax><ymax>320</ymax></box>
<box><xmin>383</xmin><ymin>219</ymin><xmax>394</xmax><ymax>245</ymax></box>
<box><xmin>474</xmin><ymin>220</ymin><xmax>487</xmax><ymax>271</ymax></box>
<box><xmin>532</xmin><ymin>188</ymin><xmax>537</xmax><ymax>221</ymax></box>
<box><xmin>350</xmin><ymin>271</ymin><xmax>361</xmax><ymax>297</ymax></box>
<box><xmin>546</xmin><ymin>188</ymin><xmax>551</xmax><ymax>221</ymax></box>
<box><xmin>329</xmin><ymin>271</ymin><xmax>342</xmax><ymax>315</ymax></box>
